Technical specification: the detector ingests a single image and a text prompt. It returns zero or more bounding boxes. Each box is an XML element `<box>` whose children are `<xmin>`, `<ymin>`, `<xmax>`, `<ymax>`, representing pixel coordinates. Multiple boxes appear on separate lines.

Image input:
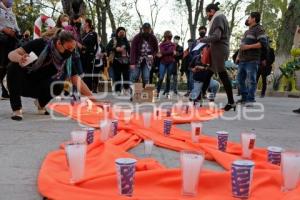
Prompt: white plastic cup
<box><xmin>65</xmin><ymin>143</ymin><xmax>87</xmax><ymax>184</ymax></box>
<box><xmin>123</xmin><ymin>109</ymin><xmax>132</xmax><ymax>125</ymax></box>
<box><xmin>241</xmin><ymin>133</ymin><xmax>256</xmax><ymax>159</ymax></box>
<box><xmin>70</xmin><ymin>130</ymin><xmax>87</xmax><ymax>144</ymax></box>
<box><xmin>281</xmin><ymin>152</ymin><xmax>300</xmax><ymax>192</ymax></box>
<box><xmin>144</xmin><ymin>139</ymin><xmax>154</xmax><ymax>155</ymax></box>
<box><xmin>142</xmin><ymin>112</ymin><xmax>152</xmax><ymax>128</ymax></box>
<box><xmin>102</xmin><ymin>103</ymin><xmax>111</xmax><ymax>119</ymax></box>
<box><xmin>181</xmin><ymin>151</ymin><xmax>205</xmax><ymax>196</ymax></box>
<box><xmin>190</xmin><ymin>122</ymin><xmax>203</xmax><ymax>142</ymax></box>
<box><xmin>99</xmin><ymin>120</ymin><xmax>112</xmax><ymax>141</ymax></box>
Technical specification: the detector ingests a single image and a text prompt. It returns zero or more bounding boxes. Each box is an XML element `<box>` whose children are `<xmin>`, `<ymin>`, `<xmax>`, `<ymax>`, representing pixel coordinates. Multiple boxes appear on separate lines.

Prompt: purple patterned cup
<box><xmin>216</xmin><ymin>131</ymin><xmax>229</xmax><ymax>152</ymax></box>
<box><xmin>163</xmin><ymin>119</ymin><xmax>173</xmax><ymax>136</ymax></box>
<box><xmin>111</xmin><ymin>120</ymin><xmax>119</xmax><ymax>136</ymax></box>
<box><xmin>166</xmin><ymin>109</ymin><xmax>172</xmax><ymax>117</ymax></box>
<box><xmin>267</xmin><ymin>146</ymin><xmax>283</xmax><ymax>166</ymax></box>
<box><xmin>231</xmin><ymin>160</ymin><xmax>255</xmax><ymax>199</ymax></box>
<box><xmin>115</xmin><ymin>158</ymin><xmax>137</xmax><ymax>196</ymax></box>
<box><xmin>85</xmin><ymin>127</ymin><xmax>95</xmax><ymax>145</ymax></box>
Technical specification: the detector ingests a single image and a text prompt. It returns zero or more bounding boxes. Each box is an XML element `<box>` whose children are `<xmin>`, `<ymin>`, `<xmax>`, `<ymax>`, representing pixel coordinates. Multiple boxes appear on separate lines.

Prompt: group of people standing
<box><xmin>1</xmin><ymin>0</ymin><xmax>299</xmax><ymax>121</ymax></box>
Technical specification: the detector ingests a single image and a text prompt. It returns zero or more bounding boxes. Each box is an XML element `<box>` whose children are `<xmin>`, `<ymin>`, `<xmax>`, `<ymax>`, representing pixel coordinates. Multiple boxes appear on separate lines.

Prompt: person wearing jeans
<box><xmin>156</xmin><ymin>31</ymin><xmax>176</xmax><ymax>97</ymax></box>
<box><xmin>236</xmin><ymin>12</ymin><xmax>267</xmax><ymax>105</ymax></box>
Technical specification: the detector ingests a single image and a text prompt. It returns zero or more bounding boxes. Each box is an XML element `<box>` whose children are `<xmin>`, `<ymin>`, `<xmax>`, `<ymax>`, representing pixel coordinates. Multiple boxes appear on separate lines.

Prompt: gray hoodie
<box><xmin>0</xmin><ymin>7</ymin><xmax>19</xmax><ymax>32</ymax></box>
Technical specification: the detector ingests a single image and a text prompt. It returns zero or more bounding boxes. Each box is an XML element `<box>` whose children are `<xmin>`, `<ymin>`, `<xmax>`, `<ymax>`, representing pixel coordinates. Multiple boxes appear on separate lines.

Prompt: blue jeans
<box><xmin>157</xmin><ymin>62</ymin><xmax>174</xmax><ymax>93</ymax></box>
<box><xmin>191</xmin><ymin>79</ymin><xmax>220</xmax><ymax>101</ymax></box>
<box><xmin>185</xmin><ymin>69</ymin><xmax>194</xmax><ymax>92</ymax></box>
<box><xmin>237</xmin><ymin>61</ymin><xmax>259</xmax><ymax>102</ymax></box>
<box><xmin>130</xmin><ymin>62</ymin><xmax>150</xmax><ymax>86</ymax></box>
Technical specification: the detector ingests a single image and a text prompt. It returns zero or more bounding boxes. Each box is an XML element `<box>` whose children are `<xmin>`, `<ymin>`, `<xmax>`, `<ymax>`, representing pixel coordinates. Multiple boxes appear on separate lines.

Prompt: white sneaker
<box><xmin>34</xmin><ymin>100</ymin><xmax>48</xmax><ymax>115</ymax></box>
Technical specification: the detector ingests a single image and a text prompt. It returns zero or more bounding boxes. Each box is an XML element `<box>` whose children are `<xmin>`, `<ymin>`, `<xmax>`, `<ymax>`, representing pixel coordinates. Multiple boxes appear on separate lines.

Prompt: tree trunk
<box><xmin>184</xmin><ymin>0</ymin><xmax>204</xmax><ymax>40</ymax></box>
<box><xmin>101</xmin><ymin>6</ymin><xmax>108</xmax><ymax>46</ymax></box>
<box><xmin>275</xmin><ymin>0</ymin><xmax>300</xmax><ymax>74</ymax></box>
<box><xmin>95</xmin><ymin>0</ymin><xmax>102</xmax><ymax>36</ymax></box>
<box><xmin>61</xmin><ymin>0</ymin><xmax>85</xmax><ymax>16</ymax></box>
<box><xmin>106</xmin><ymin>1</ymin><xmax>116</xmax><ymax>32</ymax></box>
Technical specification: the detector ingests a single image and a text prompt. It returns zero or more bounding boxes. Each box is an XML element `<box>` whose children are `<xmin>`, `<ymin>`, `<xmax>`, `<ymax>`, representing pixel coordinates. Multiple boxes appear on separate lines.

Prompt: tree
<box><xmin>179</xmin><ymin>0</ymin><xmax>205</xmax><ymax>40</ymax></box>
<box><xmin>61</xmin><ymin>0</ymin><xmax>86</xmax><ymax>16</ymax></box>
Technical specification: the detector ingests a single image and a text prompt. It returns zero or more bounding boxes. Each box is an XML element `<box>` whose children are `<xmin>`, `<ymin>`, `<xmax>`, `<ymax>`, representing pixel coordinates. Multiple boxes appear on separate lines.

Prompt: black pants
<box><xmin>112</xmin><ymin>60</ymin><xmax>130</xmax><ymax>92</ymax></box>
<box><xmin>7</xmin><ymin>62</ymin><xmax>64</xmax><ymax>111</ymax></box>
<box><xmin>202</xmin><ymin>70</ymin><xmax>234</xmax><ymax>104</ymax></box>
<box><xmin>257</xmin><ymin>66</ymin><xmax>269</xmax><ymax>96</ymax></box>
<box><xmin>0</xmin><ymin>35</ymin><xmax>17</xmax><ymax>97</ymax></box>
<box><xmin>92</xmin><ymin>66</ymin><xmax>103</xmax><ymax>93</ymax></box>
<box><xmin>81</xmin><ymin>53</ymin><xmax>95</xmax><ymax>91</ymax></box>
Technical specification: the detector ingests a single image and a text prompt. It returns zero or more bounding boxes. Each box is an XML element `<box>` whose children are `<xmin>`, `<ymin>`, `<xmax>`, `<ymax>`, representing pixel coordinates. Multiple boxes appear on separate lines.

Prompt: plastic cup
<box><xmin>102</xmin><ymin>103</ymin><xmax>111</xmax><ymax>119</ymax></box>
<box><xmin>191</xmin><ymin>122</ymin><xmax>202</xmax><ymax>142</ymax></box>
<box><xmin>267</xmin><ymin>146</ymin><xmax>283</xmax><ymax>166</ymax></box>
<box><xmin>163</xmin><ymin>119</ymin><xmax>173</xmax><ymax>136</ymax></box>
<box><xmin>166</xmin><ymin>109</ymin><xmax>172</xmax><ymax>117</ymax></box>
<box><xmin>144</xmin><ymin>139</ymin><xmax>154</xmax><ymax>155</ymax></box>
<box><xmin>82</xmin><ymin>127</ymin><xmax>95</xmax><ymax>145</ymax></box>
<box><xmin>111</xmin><ymin>120</ymin><xmax>119</xmax><ymax>136</ymax></box>
<box><xmin>100</xmin><ymin>120</ymin><xmax>112</xmax><ymax>141</ymax></box>
<box><xmin>216</xmin><ymin>131</ymin><xmax>229</xmax><ymax>152</ymax></box>
<box><xmin>115</xmin><ymin>158</ymin><xmax>137</xmax><ymax>196</ymax></box>
<box><xmin>281</xmin><ymin>152</ymin><xmax>300</xmax><ymax>192</ymax></box>
<box><xmin>65</xmin><ymin>143</ymin><xmax>87</xmax><ymax>184</ymax></box>
<box><xmin>123</xmin><ymin>109</ymin><xmax>132</xmax><ymax>125</ymax></box>
<box><xmin>181</xmin><ymin>151</ymin><xmax>205</xmax><ymax>196</ymax></box>
<box><xmin>142</xmin><ymin>112</ymin><xmax>152</xmax><ymax>128</ymax></box>
<box><xmin>70</xmin><ymin>130</ymin><xmax>87</xmax><ymax>144</ymax></box>
<box><xmin>231</xmin><ymin>160</ymin><xmax>255</xmax><ymax>199</ymax></box>
<box><xmin>241</xmin><ymin>133</ymin><xmax>256</xmax><ymax>159</ymax></box>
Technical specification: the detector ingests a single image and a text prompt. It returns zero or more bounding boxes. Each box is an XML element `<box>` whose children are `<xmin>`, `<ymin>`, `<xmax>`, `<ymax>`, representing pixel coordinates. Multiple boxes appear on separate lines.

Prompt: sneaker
<box><xmin>293</xmin><ymin>108</ymin><xmax>300</xmax><ymax>114</ymax></box>
<box><xmin>236</xmin><ymin>99</ymin><xmax>246</xmax><ymax>104</ymax></box>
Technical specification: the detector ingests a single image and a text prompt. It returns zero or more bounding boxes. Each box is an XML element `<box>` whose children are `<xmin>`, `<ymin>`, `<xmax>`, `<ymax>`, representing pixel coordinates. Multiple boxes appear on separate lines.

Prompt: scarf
<box><xmin>29</xmin><ymin>40</ymin><xmax>67</xmax><ymax>79</ymax></box>
<box><xmin>208</xmin><ymin>11</ymin><xmax>224</xmax><ymax>32</ymax></box>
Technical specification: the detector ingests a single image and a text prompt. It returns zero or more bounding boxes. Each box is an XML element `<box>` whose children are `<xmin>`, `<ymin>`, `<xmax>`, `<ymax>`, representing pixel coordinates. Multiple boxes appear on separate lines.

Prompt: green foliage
<box><xmin>13</xmin><ymin>0</ymin><xmax>42</xmax><ymax>34</ymax></box>
<box><xmin>279</xmin><ymin>57</ymin><xmax>300</xmax><ymax>77</ymax></box>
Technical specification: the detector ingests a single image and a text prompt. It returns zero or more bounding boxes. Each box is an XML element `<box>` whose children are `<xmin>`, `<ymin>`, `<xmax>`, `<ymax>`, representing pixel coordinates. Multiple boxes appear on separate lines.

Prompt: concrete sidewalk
<box><xmin>0</xmin><ymin>93</ymin><xmax>299</xmax><ymax>199</ymax></box>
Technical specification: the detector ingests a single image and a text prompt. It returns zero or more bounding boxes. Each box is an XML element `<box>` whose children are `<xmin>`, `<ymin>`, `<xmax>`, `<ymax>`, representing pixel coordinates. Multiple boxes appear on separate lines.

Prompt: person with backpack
<box><xmin>156</xmin><ymin>31</ymin><xmax>176</xmax><ymax>98</ymax></box>
<box><xmin>257</xmin><ymin>38</ymin><xmax>275</xmax><ymax>98</ymax></box>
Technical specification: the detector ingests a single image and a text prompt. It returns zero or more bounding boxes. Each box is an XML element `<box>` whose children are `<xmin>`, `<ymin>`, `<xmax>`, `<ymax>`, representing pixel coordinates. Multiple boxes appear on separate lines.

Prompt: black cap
<box><xmin>142</xmin><ymin>23</ymin><xmax>151</xmax><ymax>29</ymax></box>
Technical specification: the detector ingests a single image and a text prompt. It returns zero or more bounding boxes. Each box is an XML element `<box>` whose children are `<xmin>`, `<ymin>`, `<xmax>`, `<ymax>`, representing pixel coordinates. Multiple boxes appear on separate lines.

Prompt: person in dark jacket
<box><xmin>81</xmin><ymin>18</ymin><xmax>98</xmax><ymax>90</ymax></box>
<box><xmin>199</xmin><ymin>2</ymin><xmax>235</xmax><ymax>111</ymax></box>
<box><xmin>130</xmin><ymin>23</ymin><xmax>158</xmax><ymax>87</ymax></box>
<box><xmin>257</xmin><ymin>38</ymin><xmax>275</xmax><ymax>98</ymax></box>
<box><xmin>106</xmin><ymin>27</ymin><xmax>130</xmax><ymax>95</ymax></box>
<box><xmin>167</xmin><ymin>35</ymin><xmax>183</xmax><ymax>95</ymax></box>
<box><xmin>181</xmin><ymin>39</ymin><xmax>195</xmax><ymax>97</ymax></box>
<box><xmin>156</xmin><ymin>31</ymin><xmax>176</xmax><ymax>97</ymax></box>
<box><xmin>236</xmin><ymin>12</ymin><xmax>267</xmax><ymax>105</ymax></box>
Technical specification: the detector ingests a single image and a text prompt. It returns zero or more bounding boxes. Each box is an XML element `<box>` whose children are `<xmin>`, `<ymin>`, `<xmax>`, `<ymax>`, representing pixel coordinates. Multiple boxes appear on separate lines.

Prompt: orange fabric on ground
<box><xmin>38</xmin><ymin>103</ymin><xmax>300</xmax><ymax>199</ymax></box>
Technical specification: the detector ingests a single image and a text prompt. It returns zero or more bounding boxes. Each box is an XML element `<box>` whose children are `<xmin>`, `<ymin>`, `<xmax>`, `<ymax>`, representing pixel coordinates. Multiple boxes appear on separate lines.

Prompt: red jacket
<box><xmin>159</xmin><ymin>40</ymin><xmax>176</xmax><ymax>64</ymax></box>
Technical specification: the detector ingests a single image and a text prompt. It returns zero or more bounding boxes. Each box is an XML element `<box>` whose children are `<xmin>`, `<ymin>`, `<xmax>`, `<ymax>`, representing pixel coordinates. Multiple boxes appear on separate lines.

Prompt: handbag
<box><xmin>201</xmin><ymin>46</ymin><xmax>211</xmax><ymax>65</ymax></box>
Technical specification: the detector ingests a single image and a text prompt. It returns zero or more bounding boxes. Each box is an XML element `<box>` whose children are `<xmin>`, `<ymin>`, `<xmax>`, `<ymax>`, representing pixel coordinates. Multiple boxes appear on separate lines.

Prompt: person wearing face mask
<box><xmin>80</xmin><ymin>18</ymin><xmax>98</xmax><ymax>91</ymax></box>
<box><xmin>199</xmin><ymin>2</ymin><xmax>235</xmax><ymax>111</ymax></box>
<box><xmin>181</xmin><ymin>39</ymin><xmax>195</xmax><ymax>97</ymax></box>
<box><xmin>56</xmin><ymin>14</ymin><xmax>70</xmax><ymax>29</ymax></box>
<box><xmin>156</xmin><ymin>31</ymin><xmax>176</xmax><ymax>98</ymax></box>
<box><xmin>106</xmin><ymin>27</ymin><xmax>131</xmax><ymax>95</ymax></box>
<box><xmin>166</xmin><ymin>35</ymin><xmax>183</xmax><ymax>96</ymax></box>
<box><xmin>0</xmin><ymin>0</ymin><xmax>19</xmax><ymax>100</ymax></box>
<box><xmin>236</xmin><ymin>12</ymin><xmax>267</xmax><ymax>106</ymax></box>
<box><xmin>130</xmin><ymin>23</ymin><xmax>158</xmax><ymax>88</ymax></box>
<box><xmin>18</xmin><ymin>30</ymin><xmax>32</xmax><ymax>47</ymax></box>
<box><xmin>6</xmin><ymin>30</ymin><xmax>95</xmax><ymax>121</ymax></box>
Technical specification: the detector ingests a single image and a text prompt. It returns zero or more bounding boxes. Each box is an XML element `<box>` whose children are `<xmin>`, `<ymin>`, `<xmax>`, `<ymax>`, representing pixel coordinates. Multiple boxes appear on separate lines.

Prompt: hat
<box><xmin>142</xmin><ymin>23</ymin><xmax>151</xmax><ymax>29</ymax></box>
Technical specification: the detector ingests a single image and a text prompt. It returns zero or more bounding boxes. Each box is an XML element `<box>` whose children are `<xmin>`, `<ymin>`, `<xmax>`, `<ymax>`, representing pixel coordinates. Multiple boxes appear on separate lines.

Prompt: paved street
<box><xmin>0</xmin><ymin>92</ymin><xmax>299</xmax><ymax>200</ymax></box>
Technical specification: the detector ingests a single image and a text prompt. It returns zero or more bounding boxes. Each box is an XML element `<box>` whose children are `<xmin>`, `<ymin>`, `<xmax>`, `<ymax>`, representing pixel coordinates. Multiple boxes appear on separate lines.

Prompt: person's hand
<box><xmin>191</xmin><ymin>68</ymin><xmax>196</xmax><ymax>73</ymax></box>
<box><xmin>130</xmin><ymin>65</ymin><xmax>136</xmax><ymax>70</ymax></box>
<box><xmin>116</xmin><ymin>47</ymin><xmax>123</xmax><ymax>52</ymax></box>
<box><xmin>174</xmin><ymin>51</ymin><xmax>177</xmax><ymax>56</ymax></box>
<box><xmin>156</xmin><ymin>52</ymin><xmax>162</xmax><ymax>58</ymax></box>
<box><xmin>18</xmin><ymin>54</ymin><xmax>29</xmax><ymax>66</ymax></box>
<box><xmin>240</xmin><ymin>44</ymin><xmax>250</xmax><ymax>51</ymax></box>
<box><xmin>261</xmin><ymin>60</ymin><xmax>267</xmax><ymax>67</ymax></box>
<box><xmin>2</xmin><ymin>27</ymin><xmax>15</xmax><ymax>37</ymax></box>
<box><xmin>77</xmin><ymin>42</ymin><xmax>83</xmax><ymax>49</ymax></box>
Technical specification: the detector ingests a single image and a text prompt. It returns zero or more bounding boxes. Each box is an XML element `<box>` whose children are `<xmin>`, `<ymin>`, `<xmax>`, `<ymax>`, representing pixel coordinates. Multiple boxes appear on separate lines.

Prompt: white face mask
<box><xmin>62</xmin><ymin>21</ymin><xmax>69</xmax><ymax>27</ymax></box>
<box><xmin>174</xmin><ymin>39</ymin><xmax>179</xmax><ymax>44</ymax></box>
